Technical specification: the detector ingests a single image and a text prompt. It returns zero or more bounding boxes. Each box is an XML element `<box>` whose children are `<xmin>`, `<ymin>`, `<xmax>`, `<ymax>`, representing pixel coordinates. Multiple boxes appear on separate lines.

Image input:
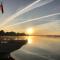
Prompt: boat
<box><xmin>0</xmin><ymin>40</ymin><xmax>27</xmax><ymax>60</ymax></box>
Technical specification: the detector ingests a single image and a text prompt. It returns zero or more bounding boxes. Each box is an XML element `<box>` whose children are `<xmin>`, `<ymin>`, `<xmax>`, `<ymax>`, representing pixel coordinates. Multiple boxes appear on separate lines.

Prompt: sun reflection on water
<box><xmin>27</xmin><ymin>36</ymin><xmax>33</xmax><ymax>44</ymax></box>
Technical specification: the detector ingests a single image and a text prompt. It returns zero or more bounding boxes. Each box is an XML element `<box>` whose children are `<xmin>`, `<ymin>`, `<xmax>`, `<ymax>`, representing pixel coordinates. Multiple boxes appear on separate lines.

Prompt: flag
<box><xmin>0</xmin><ymin>2</ymin><xmax>4</xmax><ymax>14</ymax></box>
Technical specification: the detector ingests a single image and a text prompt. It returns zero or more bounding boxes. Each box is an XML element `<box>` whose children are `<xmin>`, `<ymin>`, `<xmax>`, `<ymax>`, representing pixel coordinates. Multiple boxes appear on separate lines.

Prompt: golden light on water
<box><xmin>27</xmin><ymin>36</ymin><xmax>32</xmax><ymax>44</ymax></box>
<box><xmin>28</xmin><ymin>39</ymin><xmax>32</xmax><ymax>44</ymax></box>
<box><xmin>26</xmin><ymin>28</ymin><xmax>33</xmax><ymax>44</ymax></box>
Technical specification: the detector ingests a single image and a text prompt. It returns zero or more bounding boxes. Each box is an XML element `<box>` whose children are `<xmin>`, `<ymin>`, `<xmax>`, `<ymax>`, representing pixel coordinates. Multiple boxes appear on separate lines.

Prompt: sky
<box><xmin>0</xmin><ymin>0</ymin><xmax>60</xmax><ymax>60</ymax></box>
<box><xmin>0</xmin><ymin>0</ymin><xmax>60</xmax><ymax>35</ymax></box>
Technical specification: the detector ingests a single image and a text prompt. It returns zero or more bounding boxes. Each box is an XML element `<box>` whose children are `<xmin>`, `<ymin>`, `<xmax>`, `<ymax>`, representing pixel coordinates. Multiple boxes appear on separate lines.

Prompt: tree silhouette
<box><xmin>5</xmin><ymin>32</ymin><xmax>16</xmax><ymax>36</ymax></box>
<box><xmin>0</xmin><ymin>30</ymin><xmax>26</xmax><ymax>40</ymax></box>
<box><xmin>0</xmin><ymin>30</ymin><xmax>26</xmax><ymax>36</ymax></box>
<box><xmin>0</xmin><ymin>30</ymin><xmax>5</xmax><ymax>36</ymax></box>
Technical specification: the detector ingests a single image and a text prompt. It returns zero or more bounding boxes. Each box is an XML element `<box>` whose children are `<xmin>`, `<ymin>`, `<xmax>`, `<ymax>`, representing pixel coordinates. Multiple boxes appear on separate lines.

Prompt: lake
<box><xmin>11</xmin><ymin>36</ymin><xmax>60</xmax><ymax>60</ymax></box>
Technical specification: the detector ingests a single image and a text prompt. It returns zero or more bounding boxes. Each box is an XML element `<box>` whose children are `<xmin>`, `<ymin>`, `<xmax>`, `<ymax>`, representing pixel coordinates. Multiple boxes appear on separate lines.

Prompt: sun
<box><xmin>26</xmin><ymin>28</ymin><xmax>33</xmax><ymax>35</ymax></box>
<box><xmin>26</xmin><ymin>28</ymin><xmax>33</xmax><ymax>44</ymax></box>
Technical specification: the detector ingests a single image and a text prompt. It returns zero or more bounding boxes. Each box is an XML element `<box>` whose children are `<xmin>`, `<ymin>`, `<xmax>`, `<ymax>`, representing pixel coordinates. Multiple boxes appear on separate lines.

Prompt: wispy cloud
<box><xmin>6</xmin><ymin>13</ymin><xmax>60</xmax><ymax>27</ymax></box>
<box><xmin>0</xmin><ymin>0</ymin><xmax>53</xmax><ymax>28</ymax></box>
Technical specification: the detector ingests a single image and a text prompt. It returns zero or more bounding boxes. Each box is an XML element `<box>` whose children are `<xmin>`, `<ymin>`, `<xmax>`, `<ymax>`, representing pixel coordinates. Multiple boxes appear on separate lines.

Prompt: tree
<box><xmin>0</xmin><ymin>30</ymin><xmax>5</xmax><ymax>36</ymax></box>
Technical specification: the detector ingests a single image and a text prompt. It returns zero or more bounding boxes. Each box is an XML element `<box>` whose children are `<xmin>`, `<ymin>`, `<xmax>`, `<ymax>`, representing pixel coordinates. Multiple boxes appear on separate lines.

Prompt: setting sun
<box><xmin>26</xmin><ymin>28</ymin><xmax>33</xmax><ymax>35</ymax></box>
<box><xmin>26</xmin><ymin>28</ymin><xmax>33</xmax><ymax>44</ymax></box>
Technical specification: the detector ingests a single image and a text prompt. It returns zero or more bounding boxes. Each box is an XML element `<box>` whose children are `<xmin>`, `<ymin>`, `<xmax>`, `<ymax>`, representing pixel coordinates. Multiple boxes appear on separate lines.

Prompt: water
<box><xmin>11</xmin><ymin>36</ymin><xmax>60</xmax><ymax>60</ymax></box>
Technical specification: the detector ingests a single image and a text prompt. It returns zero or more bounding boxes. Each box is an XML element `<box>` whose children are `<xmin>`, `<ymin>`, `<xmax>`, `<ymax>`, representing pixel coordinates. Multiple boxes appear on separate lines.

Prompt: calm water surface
<box><xmin>11</xmin><ymin>36</ymin><xmax>60</xmax><ymax>60</ymax></box>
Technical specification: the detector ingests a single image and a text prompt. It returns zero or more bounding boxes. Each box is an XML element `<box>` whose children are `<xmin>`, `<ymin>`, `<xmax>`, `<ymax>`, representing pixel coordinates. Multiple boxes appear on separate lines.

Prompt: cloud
<box><xmin>6</xmin><ymin>13</ymin><xmax>60</xmax><ymax>27</ymax></box>
<box><xmin>0</xmin><ymin>0</ymin><xmax>53</xmax><ymax>28</ymax></box>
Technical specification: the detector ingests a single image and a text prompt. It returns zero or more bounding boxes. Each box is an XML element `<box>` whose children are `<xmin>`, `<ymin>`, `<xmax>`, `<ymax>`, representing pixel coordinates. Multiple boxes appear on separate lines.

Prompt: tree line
<box><xmin>0</xmin><ymin>30</ymin><xmax>26</xmax><ymax>36</ymax></box>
